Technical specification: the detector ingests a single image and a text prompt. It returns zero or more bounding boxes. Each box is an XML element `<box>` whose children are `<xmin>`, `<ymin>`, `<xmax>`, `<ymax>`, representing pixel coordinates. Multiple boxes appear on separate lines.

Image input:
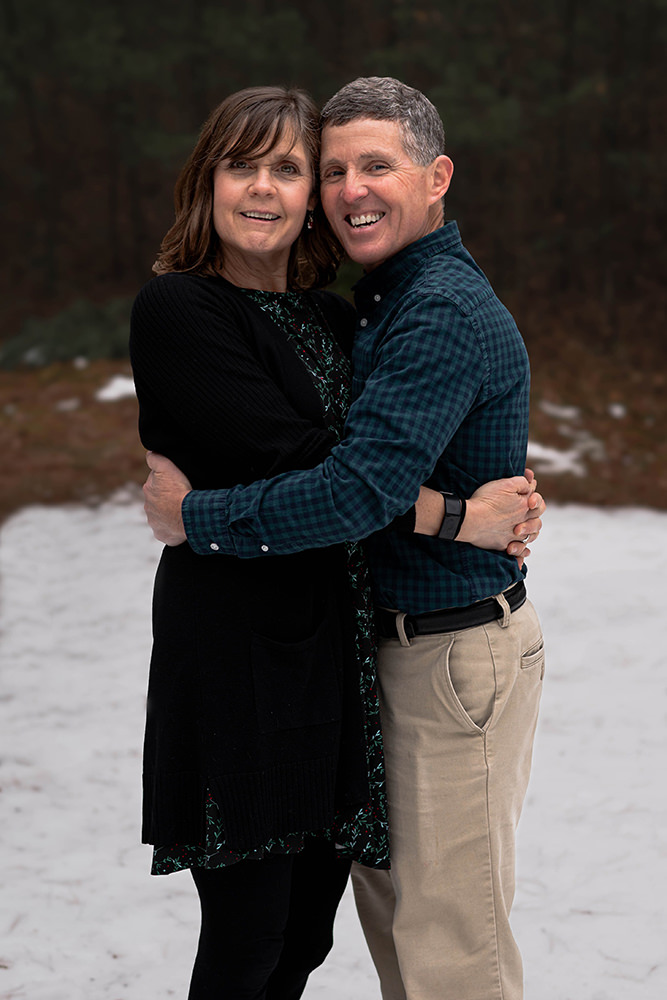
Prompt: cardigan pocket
<box><xmin>250</xmin><ymin>616</ymin><xmax>342</xmax><ymax>734</ymax></box>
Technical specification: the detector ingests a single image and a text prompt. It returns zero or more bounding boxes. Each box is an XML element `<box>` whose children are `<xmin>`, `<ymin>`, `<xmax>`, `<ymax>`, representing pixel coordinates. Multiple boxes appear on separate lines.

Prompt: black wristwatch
<box><xmin>438</xmin><ymin>493</ymin><xmax>467</xmax><ymax>540</ymax></box>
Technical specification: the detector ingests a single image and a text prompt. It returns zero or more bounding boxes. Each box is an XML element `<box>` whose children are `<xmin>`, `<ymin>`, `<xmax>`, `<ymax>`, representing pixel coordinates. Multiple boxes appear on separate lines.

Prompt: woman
<box><xmin>130</xmin><ymin>85</ymin><xmax>394</xmax><ymax>1000</ymax></box>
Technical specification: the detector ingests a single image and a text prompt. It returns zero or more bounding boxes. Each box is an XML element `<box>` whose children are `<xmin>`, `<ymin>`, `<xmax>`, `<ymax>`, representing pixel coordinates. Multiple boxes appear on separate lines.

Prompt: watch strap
<box><xmin>438</xmin><ymin>493</ymin><xmax>466</xmax><ymax>540</ymax></box>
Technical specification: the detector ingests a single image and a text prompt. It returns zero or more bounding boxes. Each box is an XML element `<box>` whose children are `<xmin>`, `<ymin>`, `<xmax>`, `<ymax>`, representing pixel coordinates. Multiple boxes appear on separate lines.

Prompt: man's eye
<box><xmin>323</xmin><ymin>168</ymin><xmax>343</xmax><ymax>180</ymax></box>
<box><xmin>369</xmin><ymin>163</ymin><xmax>389</xmax><ymax>172</ymax></box>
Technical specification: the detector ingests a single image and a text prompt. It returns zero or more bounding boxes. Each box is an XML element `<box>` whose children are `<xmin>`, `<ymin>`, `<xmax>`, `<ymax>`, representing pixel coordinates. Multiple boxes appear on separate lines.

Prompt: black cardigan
<box><xmin>130</xmin><ymin>273</ymin><xmax>370</xmax><ymax>850</ymax></box>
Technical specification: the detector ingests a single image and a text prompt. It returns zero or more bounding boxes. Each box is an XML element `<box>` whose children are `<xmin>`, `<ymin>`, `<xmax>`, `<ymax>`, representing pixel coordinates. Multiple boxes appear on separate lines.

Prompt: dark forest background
<box><xmin>1</xmin><ymin>0</ymin><xmax>666</xmax><ymax>518</ymax></box>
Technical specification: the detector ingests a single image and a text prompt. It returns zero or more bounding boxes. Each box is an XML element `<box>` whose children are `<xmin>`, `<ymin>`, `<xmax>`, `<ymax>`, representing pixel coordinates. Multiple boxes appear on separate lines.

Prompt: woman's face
<box><xmin>212</xmin><ymin>134</ymin><xmax>315</xmax><ymax>287</ymax></box>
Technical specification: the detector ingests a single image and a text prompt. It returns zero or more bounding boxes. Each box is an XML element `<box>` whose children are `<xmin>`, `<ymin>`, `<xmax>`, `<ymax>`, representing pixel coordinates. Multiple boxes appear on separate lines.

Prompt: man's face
<box><xmin>319</xmin><ymin>119</ymin><xmax>453</xmax><ymax>271</ymax></box>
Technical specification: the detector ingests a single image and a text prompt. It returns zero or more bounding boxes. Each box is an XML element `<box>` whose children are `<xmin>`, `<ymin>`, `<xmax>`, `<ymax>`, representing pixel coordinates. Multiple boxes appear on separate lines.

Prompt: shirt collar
<box><xmin>352</xmin><ymin>221</ymin><xmax>462</xmax><ymax>306</ymax></box>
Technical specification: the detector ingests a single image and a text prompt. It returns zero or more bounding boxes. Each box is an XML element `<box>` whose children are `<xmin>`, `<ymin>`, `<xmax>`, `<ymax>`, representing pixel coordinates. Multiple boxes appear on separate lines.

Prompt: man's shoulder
<box><xmin>407</xmin><ymin>251</ymin><xmax>496</xmax><ymax>317</ymax></box>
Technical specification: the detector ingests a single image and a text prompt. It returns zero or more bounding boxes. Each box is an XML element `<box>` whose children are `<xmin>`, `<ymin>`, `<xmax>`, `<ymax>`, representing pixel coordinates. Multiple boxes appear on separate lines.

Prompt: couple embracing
<box><xmin>131</xmin><ymin>75</ymin><xmax>545</xmax><ymax>1000</ymax></box>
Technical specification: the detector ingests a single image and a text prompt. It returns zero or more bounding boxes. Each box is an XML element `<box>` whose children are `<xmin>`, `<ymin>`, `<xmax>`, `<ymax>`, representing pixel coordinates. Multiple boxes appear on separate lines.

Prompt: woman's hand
<box><xmin>143</xmin><ymin>451</ymin><xmax>192</xmax><ymax>545</ymax></box>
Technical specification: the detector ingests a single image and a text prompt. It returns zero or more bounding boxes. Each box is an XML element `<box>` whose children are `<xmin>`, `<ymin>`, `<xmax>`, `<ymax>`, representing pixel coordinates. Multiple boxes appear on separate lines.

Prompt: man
<box><xmin>144</xmin><ymin>77</ymin><xmax>544</xmax><ymax>1000</ymax></box>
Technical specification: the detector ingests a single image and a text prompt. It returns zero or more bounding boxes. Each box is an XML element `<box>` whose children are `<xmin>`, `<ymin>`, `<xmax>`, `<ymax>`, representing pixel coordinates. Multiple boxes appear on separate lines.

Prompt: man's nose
<box><xmin>341</xmin><ymin>170</ymin><xmax>368</xmax><ymax>202</ymax></box>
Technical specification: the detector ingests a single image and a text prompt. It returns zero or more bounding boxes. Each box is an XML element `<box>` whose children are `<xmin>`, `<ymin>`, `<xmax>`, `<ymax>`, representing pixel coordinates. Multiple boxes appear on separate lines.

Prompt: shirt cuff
<box><xmin>387</xmin><ymin>504</ymin><xmax>416</xmax><ymax>534</ymax></box>
<box><xmin>182</xmin><ymin>489</ymin><xmax>235</xmax><ymax>555</ymax></box>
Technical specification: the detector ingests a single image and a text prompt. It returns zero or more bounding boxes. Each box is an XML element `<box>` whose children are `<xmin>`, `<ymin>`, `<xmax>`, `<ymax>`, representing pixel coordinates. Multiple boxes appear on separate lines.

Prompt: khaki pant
<box><xmin>353</xmin><ymin>599</ymin><xmax>544</xmax><ymax>1000</ymax></box>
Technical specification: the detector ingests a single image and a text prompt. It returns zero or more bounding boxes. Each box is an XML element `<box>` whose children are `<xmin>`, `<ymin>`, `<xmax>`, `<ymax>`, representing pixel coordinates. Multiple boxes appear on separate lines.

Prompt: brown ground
<box><xmin>1</xmin><ymin>340</ymin><xmax>665</xmax><ymax>527</ymax></box>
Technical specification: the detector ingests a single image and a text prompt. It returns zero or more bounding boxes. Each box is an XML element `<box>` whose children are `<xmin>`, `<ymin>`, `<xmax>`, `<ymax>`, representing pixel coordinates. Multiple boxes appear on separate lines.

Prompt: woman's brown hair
<box><xmin>153</xmin><ymin>86</ymin><xmax>343</xmax><ymax>290</ymax></box>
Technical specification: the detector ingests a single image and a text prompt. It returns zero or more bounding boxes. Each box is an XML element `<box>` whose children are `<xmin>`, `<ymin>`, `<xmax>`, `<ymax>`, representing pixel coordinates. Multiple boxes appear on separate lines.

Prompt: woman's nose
<box><xmin>249</xmin><ymin>167</ymin><xmax>275</xmax><ymax>195</ymax></box>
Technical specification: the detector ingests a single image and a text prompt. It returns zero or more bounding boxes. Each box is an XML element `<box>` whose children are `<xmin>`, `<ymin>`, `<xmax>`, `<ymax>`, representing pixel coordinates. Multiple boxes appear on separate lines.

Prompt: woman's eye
<box><xmin>279</xmin><ymin>164</ymin><xmax>298</xmax><ymax>175</ymax></box>
<box><xmin>229</xmin><ymin>160</ymin><xmax>249</xmax><ymax>169</ymax></box>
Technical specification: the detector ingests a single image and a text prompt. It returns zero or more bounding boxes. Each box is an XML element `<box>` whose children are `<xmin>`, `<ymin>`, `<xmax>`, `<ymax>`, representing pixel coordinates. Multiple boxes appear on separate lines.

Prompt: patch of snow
<box><xmin>95</xmin><ymin>375</ymin><xmax>136</xmax><ymax>402</ymax></box>
<box><xmin>0</xmin><ymin>501</ymin><xmax>665</xmax><ymax>998</ymax></box>
<box><xmin>527</xmin><ymin>440</ymin><xmax>588</xmax><ymax>476</ymax></box>
<box><xmin>539</xmin><ymin>400</ymin><xmax>581</xmax><ymax>421</ymax></box>
<box><xmin>55</xmin><ymin>398</ymin><xmax>81</xmax><ymax>413</ymax></box>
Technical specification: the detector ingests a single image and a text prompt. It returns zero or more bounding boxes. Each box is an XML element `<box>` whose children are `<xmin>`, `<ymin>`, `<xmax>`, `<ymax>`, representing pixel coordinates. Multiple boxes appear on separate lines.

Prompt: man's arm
<box><xmin>196</xmin><ymin>299</ymin><xmax>521</xmax><ymax>556</ymax></box>
<box><xmin>142</xmin><ymin>291</ymin><xmax>539</xmax><ymax>557</ymax></box>
<box><xmin>143</xmin><ymin>454</ymin><xmax>544</xmax><ymax>554</ymax></box>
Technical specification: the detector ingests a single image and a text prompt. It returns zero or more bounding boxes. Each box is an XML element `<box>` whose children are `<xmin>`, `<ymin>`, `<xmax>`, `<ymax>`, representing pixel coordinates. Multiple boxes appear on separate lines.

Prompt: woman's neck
<box><xmin>219</xmin><ymin>251</ymin><xmax>290</xmax><ymax>292</ymax></box>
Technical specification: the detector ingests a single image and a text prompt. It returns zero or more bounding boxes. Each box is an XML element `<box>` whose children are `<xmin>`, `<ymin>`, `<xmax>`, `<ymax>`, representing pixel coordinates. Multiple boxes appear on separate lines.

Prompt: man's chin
<box><xmin>343</xmin><ymin>245</ymin><xmax>385</xmax><ymax>270</ymax></box>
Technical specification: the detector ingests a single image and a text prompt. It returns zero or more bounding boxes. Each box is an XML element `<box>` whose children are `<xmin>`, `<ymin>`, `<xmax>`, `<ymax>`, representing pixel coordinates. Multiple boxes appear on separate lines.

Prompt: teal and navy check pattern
<box><xmin>183</xmin><ymin>223</ymin><xmax>530</xmax><ymax>614</ymax></box>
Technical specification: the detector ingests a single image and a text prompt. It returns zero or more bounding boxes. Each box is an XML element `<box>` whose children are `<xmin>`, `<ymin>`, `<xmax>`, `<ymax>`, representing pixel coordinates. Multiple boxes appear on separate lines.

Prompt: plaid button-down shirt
<box><xmin>183</xmin><ymin>223</ymin><xmax>530</xmax><ymax>614</ymax></box>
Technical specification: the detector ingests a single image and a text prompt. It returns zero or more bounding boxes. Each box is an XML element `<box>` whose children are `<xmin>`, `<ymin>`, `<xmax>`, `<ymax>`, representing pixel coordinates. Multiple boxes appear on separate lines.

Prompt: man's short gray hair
<box><xmin>320</xmin><ymin>77</ymin><xmax>445</xmax><ymax>166</ymax></box>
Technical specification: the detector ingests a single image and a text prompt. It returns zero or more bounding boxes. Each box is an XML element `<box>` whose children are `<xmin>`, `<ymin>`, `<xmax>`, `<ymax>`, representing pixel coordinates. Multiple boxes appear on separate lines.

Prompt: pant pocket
<box><xmin>444</xmin><ymin>631</ymin><xmax>497</xmax><ymax>731</ymax></box>
<box><xmin>521</xmin><ymin>634</ymin><xmax>546</xmax><ymax>679</ymax></box>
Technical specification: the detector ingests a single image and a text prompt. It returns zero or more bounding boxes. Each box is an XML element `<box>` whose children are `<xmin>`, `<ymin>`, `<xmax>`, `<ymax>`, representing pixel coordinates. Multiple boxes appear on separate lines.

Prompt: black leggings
<box><xmin>187</xmin><ymin>836</ymin><xmax>351</xmax><ymax>1000</ymax></box>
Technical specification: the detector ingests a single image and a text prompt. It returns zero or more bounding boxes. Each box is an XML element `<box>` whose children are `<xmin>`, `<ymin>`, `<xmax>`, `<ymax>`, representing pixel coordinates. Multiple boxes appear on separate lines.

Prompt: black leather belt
<box><xmin>375</xmin><ymin>580</ymin><xmax>527</xmax><ymax>640</ymax></box>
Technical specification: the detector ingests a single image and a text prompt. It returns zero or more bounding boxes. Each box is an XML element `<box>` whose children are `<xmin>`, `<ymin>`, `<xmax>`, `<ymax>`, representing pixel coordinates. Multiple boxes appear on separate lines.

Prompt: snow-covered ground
<box><xmin>1</xmin><ymin>497</ymin><xmax>665</xmax><ymax>999</ymax></box>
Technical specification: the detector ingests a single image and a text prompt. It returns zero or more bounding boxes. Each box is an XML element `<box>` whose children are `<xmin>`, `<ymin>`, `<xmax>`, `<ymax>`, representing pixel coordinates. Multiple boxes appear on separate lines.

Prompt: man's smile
<box><xmin>346</xmin><ymin>212</ymin><xmax>385</xmax><ymax>229</ymax></box>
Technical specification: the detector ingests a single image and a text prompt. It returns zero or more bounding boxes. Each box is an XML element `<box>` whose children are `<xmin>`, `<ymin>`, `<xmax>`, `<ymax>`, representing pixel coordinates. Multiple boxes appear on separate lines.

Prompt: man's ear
<box><xmin>429</xmin><ymin>155</ymin><xmax>454</xmax><ymax>204</ymax></box>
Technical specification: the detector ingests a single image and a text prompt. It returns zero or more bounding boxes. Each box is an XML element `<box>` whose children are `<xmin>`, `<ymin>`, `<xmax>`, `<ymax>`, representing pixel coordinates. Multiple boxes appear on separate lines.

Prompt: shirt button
<box><xmin>374</xmin><ymin>294</ymin><xmax>381</xmax><ymax>302</ymax></box>
<box><xmin>209</xmin><ymin>542</ymin><xmax>219</xmax><ymax>551</ymax></box>
<box><xmin>359</xmin><ymin>318</ymin><xmax>368</xmax><ymax>327</ymax></box>
<box><xmin>260</xmin><ymin>544</ymin><xmax>269</xmax><ymax>552</ymax></box>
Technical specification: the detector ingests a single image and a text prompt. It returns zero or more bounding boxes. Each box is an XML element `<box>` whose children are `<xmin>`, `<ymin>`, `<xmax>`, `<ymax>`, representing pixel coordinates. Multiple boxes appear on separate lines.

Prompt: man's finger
<box><xmin>146</xmin><ymin>450</ymin><xmax>172</xmax><ymax>473</ymax></box>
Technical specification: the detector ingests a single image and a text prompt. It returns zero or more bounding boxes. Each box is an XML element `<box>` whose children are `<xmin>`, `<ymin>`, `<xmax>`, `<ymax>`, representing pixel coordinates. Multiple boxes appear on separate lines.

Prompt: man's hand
<box><xmin>143</xmin><ymin>452</ymin><xmax>192</xmax><ymax>546</ymax></box>
<box><xmin>457</xmin><ymin>472</ymin><xmax>545</xmax><ymax>556</ymax></box>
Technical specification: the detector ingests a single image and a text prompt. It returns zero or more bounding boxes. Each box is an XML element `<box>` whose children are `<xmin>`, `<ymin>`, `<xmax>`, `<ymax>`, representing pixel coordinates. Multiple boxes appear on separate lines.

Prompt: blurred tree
<box><xmin>0</xmin><ymin>0</ymin><xmax>664</xmax><ymax>359</ymax></box>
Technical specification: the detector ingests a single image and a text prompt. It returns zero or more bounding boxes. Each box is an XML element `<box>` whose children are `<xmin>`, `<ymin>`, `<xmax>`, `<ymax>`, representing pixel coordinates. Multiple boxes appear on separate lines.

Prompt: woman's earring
<box><xmin>306</xmin><ymin>210</ymin><xmax>314</xmax><ymax>231</ymax></box>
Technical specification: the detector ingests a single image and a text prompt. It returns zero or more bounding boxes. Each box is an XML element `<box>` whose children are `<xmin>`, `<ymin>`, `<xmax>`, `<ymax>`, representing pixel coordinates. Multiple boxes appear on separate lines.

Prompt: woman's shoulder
<box><xmin>134</xmin><ymin>272</ymin><xmax>244</xmax><ymax>311</ymax></box>
<box><xmin>131</xmin><ymin>273</ymin><xmax>254</xmax><ymax>340</ymax></box>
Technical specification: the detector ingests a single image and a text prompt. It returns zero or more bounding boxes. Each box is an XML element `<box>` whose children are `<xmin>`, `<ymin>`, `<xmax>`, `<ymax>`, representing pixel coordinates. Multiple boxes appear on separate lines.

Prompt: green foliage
<box><xmin>0</xmin><ymin>298</ymin><xmax>132</xmax><ymax>369</ymax></box>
